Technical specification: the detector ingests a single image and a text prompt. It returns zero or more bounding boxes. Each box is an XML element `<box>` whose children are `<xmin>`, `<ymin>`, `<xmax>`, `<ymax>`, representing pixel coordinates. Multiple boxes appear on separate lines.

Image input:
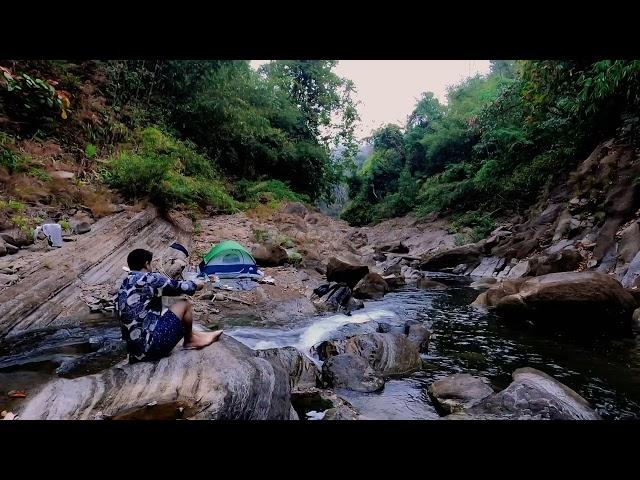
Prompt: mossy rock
<box><xmin>287</xmin><ymin>251</ymin><xmax>303</xmax><ymax>265</ymax></box>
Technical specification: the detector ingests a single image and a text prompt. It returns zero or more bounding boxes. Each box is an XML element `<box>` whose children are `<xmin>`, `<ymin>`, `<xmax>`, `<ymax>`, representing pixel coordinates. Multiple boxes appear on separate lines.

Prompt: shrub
<box><xmin>85</xmin><ymin>143</ymin><xmax>97</xmax><ymax>159</ymax></box>
<box><xmin>234</xmin><ymin>179</ymin><xmax>310</xmax><ymax>208</ymax></box>
<box><xmin>0</xmin><ymin>198</ymin><xmax>26</xmax><ymax>213</ymax></box>
<box><xmin>450</xmin><ymin>210</ymin><xmax>496</xmax><ymax>242</ymax></box>
<box><xmin>0</xmin><ymin>66</ymin><xmax>71</xmax><ymax>125</ymax></box>
<box><xmin>102</xmin><ymin>128</ymin><xmax>238</xmax><ymax>212</ymax></box>
<box><xmin>59</xmin><ymin>218</ymin><xmax>71</xmax><ymax>231</ymax></box>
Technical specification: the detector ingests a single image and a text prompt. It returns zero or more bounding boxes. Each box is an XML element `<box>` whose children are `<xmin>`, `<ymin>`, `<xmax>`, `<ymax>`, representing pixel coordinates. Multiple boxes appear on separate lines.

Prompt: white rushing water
<box><xmin>228</xmin><ymin>306</ymin><xmax>403</xmax><ymax>353</ymax></box>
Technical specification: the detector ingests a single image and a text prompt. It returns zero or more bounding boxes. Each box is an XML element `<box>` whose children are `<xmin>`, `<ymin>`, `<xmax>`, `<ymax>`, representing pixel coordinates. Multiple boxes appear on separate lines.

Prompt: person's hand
<box><xmin>194</xmin><ymin>279</ymin><xmax>205</xmax><ymax>291</ymax></box>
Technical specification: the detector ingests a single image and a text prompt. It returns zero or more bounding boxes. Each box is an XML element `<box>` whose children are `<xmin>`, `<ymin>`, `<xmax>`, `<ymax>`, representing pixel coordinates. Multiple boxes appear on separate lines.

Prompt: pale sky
<box><xmin>251</xmin><ymin>60</ymin><xmax>491</xmax><ymax>139</ymax></box>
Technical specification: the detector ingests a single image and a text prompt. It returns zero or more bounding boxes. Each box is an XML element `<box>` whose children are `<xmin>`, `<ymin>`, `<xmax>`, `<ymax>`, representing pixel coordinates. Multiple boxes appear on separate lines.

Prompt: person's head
<box><xmin>127</xmin><ymin>248</ymin><xmax>154</xmax><ymax>271</ymax></box>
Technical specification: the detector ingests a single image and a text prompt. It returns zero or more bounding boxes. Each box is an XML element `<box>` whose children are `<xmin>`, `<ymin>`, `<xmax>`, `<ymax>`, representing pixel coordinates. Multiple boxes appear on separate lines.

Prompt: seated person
<box><xmin>115</xmin><ymin>248</ymin><xmax>222</xmax><ymax>362</ymax></box>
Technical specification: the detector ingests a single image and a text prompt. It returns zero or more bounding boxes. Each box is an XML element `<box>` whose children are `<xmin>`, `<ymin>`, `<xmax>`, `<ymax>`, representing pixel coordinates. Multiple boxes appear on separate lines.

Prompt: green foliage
<box><xmin>259</xmin><ymin>60</ymin><xmax>359</xmax><ymax>154</ymax></box>
<box><xmin>9</xmin><ymin>213</ymin><xmax>42</xmax><ymax>241</ymax></box>
<box><xmin>27</xmin><ymin>167</ymin><xmax>51</xmax><ymax>182</ymax></box>
<box><xmin>85</xmin><ymin>143</ymin><xmax>97</xmax><ymax>159</ymax></box>
<box><xmin>287</xmin><ymin>250</ymin><xmax>303</xmax><ymax>265</ymax></box>
<box><xmin>450</xmin><ymin>211</ymin><xmax>496</xmax><ymax>243</ymax></box>
<box><xmin>0</xmin><ymin>198</ymin><xmax>26</xmax><ymax>213</ymax></box>
<box><xmin>234</xmin><ymin>179</ymin><xmax>310</xmax><ymax>207</ymax></box>
<box><xmin>102</xmin><ymin>127</ymin><xmax>238</xmax><ymax>212</ymax></box>
<box><xmin>104</xmin><ymin>60</ymin><xmax>356</xmax><ymax>202</ymax></box>
<box><xmin>343</xmin><ymin>59</ymin><xmax>640</xmax><ymax>226</ymax></box>
<box><xmin>0</xmin><ymin>66</ymin><xmax>71</xmax><ymax>129</ymax></box>
<box><xmin>59</xmin><ymin>218</ymin><xmax>71</xmax><ymax>232</ymax></box>
<box><xmin>252</xmin><ymin>228</ymin><xmax>269</xmax><ymax>243</ymax></box>
<box><xmin>0</xmin><ymin>133</ymin><xmax>28</xmax><ymax>173</ymax></box>
<box><xmin>277</xmin><ymin>235</ymin><xmax>295</xmax><ymax>249</ymax></box>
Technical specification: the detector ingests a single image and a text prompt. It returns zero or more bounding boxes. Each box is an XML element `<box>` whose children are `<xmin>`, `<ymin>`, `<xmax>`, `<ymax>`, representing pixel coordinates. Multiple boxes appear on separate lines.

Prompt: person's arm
<box><xmin>146</xmin><ymin>272</ymin><xmax>201</xmax><ymax>297</ymax></box>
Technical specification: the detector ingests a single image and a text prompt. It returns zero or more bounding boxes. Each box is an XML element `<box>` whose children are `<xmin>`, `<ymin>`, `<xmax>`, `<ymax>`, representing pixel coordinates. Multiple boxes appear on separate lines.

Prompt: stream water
<box><xmin>2</xmin><ymin>274</ymin><xmax>640</xmax><ymax>419</ymax></box>
<box><xmin>227</xmin><ymin>274</ymin><xmax>640</xmax><ymax>420</ymax></box>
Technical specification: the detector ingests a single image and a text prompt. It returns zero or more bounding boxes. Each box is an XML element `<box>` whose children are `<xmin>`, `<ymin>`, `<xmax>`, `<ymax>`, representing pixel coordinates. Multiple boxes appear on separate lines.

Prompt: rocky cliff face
<box><xmin>411</xmin><ymin>138</ymin><xmax>640</xmax><ymax>285</ymax></box>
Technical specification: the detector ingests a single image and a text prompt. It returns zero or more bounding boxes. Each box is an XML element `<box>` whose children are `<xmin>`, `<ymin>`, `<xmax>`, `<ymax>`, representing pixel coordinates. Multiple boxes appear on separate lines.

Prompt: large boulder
<box><xmin>419</xmin><ymin>244</ymin><xmax>482</xmax><ymax>272</ymax></box>
<box><xmin>256</xmin><ymin>346</ymin><xmax>320</xmax><ymax>391</ymax></box>
<box><xmin>0</xmin><ymin>228</ymin><xmax>32</xmax><ymax>247</ymax></box>
<box><xmin>321</xmin><ymin>354</ymin><xmax>385</xmax><ymax>392</ymax></box>
<box><xmin>283</xmin><ymin>202</ymin><xmax>308</xmax><ymax>218</ymax></box>
<box><xmin>318</xmin><ymin>332</ymin><xmax>422</xmax><ymax>377</ymax></box>
<box><xmin>404</xmin><ymin>323</ymin><xmax>431</xmax><ymax>353</ymax></box>
<box><xmin>73</xmin><ymin>222</ymin><xmax>92</xmax><ymax>235</ymax></box>
<box><xmin>474</xmin><ymin>271</ymin><xmax>636</xmax><ymax>327</ymax></box>
<box><xmin>427</xmin><ymin>374</ymin><xmax>494</xmax><ymax>415</ymax></box>
<box><xmin>153</xmin><ymin>242</ymin><xmax>189</xmax><ymax>280</ymax></box>
<box><xmin>472</xmin><ymin>279</ymin><xmax>525</xmax><ymax>309</ymax></box>
<box><xmin>326</xmin><ymin>257</ymin><xmax>369</xmax><ymax>289</ymax></box>
<box><xmin>526</xmin><ymin>248</ymin><xmax>583</xmax><ymax>277</ymax></box>
<box><xmin>252</xmin><ymin>243</ymin><xmax>289</xmax><ymax>267</ymax></box>
<box><xmin>69</xmin><ymin>212</ymin><xmax>94</xmax><ymax>235</ymax></box>
<box><xmin>353</xmin><ymin>272</ymin><xmax>389</xmax><ymax>299</ymax></box>
<box><xmin>290</xmin><ymin>387</ymin><xmax>359</xmax><ymax>420</ymax></box>
<box><xmin>618</xmin><ymin>221</ymin><xmax>640</xmax><ymax>264</ymax></box>
<box><xmin>450</xmin><ymin>368</ymin><xmax>600</xmax><ymax>420</ymax></box>
<box><xmin>19</xmin><ymin>336</ymin><xmax>296</xmax><ymax>420</ymax></box>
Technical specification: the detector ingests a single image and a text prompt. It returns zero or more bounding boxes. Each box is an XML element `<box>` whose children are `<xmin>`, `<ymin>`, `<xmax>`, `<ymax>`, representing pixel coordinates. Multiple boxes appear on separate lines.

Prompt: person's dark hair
<box><xmin>127</xmin><ymin>249</ymin><xmax>153</xmax><ymax>271</ymax></box>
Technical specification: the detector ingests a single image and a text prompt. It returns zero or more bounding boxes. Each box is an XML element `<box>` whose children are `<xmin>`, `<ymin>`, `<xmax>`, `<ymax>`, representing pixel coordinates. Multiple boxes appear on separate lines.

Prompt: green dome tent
<box><xmin>198</xmin><ymin>240</ymin><xmax>258</xmax><ymax>277</ymax></box>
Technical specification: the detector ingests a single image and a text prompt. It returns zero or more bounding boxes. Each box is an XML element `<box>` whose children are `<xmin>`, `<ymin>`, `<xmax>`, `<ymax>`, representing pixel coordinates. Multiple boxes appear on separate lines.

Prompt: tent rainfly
<box><xmin>198</xmin><ymin>240</ymin><xmax>258</xmax><ymax>277</ymax></box>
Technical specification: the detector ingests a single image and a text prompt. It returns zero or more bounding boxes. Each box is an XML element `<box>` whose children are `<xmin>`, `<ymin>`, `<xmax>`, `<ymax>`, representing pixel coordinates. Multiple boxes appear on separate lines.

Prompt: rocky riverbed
<box><xmin>2</xmin><ymin>198</ymin><xmax>640</xmax><ymax>420</ymax></box>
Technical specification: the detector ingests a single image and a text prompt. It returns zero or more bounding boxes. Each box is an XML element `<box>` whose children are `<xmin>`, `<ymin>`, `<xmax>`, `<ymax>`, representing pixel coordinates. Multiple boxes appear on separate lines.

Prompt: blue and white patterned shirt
<box><xmin>115</xmin><ymin>271</ymin><xmax>197</xmax><ymax>360</ymax></box>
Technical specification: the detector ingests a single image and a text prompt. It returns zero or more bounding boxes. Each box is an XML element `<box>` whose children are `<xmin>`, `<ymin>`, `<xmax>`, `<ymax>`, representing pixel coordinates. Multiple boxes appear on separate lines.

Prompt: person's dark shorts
<box><xmin>142</xmin><ymin>310</ymin><xmax>184</xmax><ymax>360</ymax></box>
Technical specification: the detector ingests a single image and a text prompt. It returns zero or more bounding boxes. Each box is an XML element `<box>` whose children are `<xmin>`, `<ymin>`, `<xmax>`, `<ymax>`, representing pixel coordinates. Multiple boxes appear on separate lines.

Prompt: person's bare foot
<box><xmin>183</xmin><ymin>330</ymin><xmax>223</xmax><ymax>350</ymax></box>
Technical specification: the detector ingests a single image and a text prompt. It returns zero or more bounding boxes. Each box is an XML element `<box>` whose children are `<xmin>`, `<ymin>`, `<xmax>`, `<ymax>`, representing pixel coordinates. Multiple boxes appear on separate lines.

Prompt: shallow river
<box><xmin>2</xmin><ymin>274</ymin><xmax>640</xmax><ymax>419</ymax></box>
<box><xmin>228</xmin><ymin>275</ymin><xmax>640</xmax><ymax>420</ymax></box>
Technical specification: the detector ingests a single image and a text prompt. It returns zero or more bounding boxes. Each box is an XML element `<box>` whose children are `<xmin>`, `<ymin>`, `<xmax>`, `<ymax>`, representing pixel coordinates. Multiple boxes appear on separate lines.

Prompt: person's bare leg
<box><xmin>169</xmin><ymin>300</ymin><xmax>222</xmax><ymax>349</ymax></box>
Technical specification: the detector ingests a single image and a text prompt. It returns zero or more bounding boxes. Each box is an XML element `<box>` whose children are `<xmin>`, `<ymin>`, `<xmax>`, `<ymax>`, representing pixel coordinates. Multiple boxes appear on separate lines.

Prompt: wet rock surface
<box><xmin>318</xmin><ymin>331</ymin><xmax>423</xmax><ymax>378</ymax></box>
<box><xmin>19</xmin><ymin>336</ymin><xmax>295</xmax><ymax>420</ymax></box>
<box><xmin>475</xmin><ymin>271</ymin><xmax>636</xmax><ymax>328</ymax></box>
<box><xmin>428</xmin><ymin>374</ymin><xmax>494</xmax><ymax>414</ymax></box>
<box><xmin>353</xmin><ymin>272</ymin><xmax>389</xmax><ymax>299</ymax></box>
<box><xmin>449</xmin><ymin>368</ymin><xmax>601</xmax><ymax>420</ymax></box>
<box><xmin>321</xmin><ymin>353</ymin><xmax>385</xmax><ymax>392</ymax></box>
<box><xmin>257</xmin><ymin>346</ymin><xmax>320</xmax><ymax>390</ymax></box>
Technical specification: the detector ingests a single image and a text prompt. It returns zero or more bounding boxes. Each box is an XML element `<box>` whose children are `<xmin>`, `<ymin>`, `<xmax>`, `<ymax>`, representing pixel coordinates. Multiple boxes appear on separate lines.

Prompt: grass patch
<box><xmin>10</xmin><ymin>213</ymin><xmax>43</xmax><ymax>242</ymax></box>
<box><xmin>252</xmin><ymin>228</ymin><xmax>269</xmax><ymax>243</ymax></box>
<box><xmin>59</xmin><ymin>218</ymin><xmax>71</xmax><ymax>232</ymax></box>
<box><xmin>234</xmin><ymin>179</ymin><xmax>310</xmax><ymax>210</ymax></box>
<box><xmin>0</xmin><ymin>199</ymin><xmax>27</xmax><ymax>213</ymax></box>
<box><xmin>27</xmin><ymin>167</ymin><xmax>51</xmax><ymax>182</ymax></box>
<box><xmin>449</xmin><ymin>210</ymin><xmax>496</xmax><ymax>244</ymax></box>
